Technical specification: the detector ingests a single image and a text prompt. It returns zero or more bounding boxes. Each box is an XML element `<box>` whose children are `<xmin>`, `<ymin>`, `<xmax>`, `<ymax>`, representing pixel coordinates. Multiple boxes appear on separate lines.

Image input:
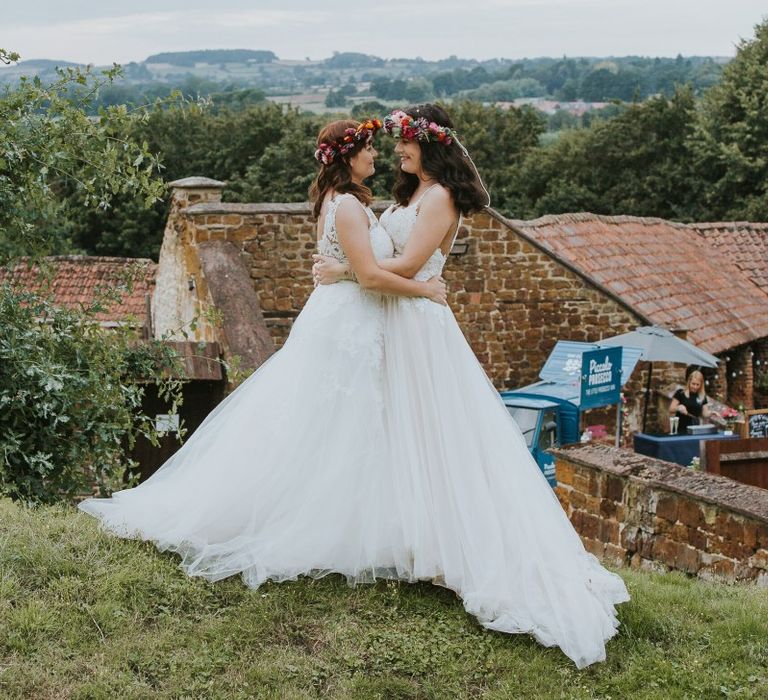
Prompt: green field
<box><xmin>1</xmin><ymin>499</ymin><xmax>767</xmax><ymax>699</ymax></box>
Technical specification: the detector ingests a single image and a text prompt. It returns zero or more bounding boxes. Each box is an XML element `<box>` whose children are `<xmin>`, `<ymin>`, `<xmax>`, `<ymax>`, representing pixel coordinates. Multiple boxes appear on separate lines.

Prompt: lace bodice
<box><xmin>318</xmin><ymin>193</ymin><xmax>394</xmax><ymax>263</ymax></box>
<box><xmin>379</xmin><ymin>188</ymin><xmax>459</xmax><ymax>282</ymax></box>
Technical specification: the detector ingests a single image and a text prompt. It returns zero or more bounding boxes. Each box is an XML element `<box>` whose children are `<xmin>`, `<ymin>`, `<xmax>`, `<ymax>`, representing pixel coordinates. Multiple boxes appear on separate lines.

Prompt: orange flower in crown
<box><xmin>314</xmin><ymin>118</ymin><xmax>383</xmax><ymax>165</ymax></box>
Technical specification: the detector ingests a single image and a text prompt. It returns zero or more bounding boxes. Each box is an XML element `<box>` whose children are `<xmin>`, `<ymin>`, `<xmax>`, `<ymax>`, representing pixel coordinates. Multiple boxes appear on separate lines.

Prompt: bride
<box><xmin>79</xmin><ymin>117</ymin><xmax>447</xmax><ymax>586</ymax></box>
<box><xmin>313</xmin><ymin>104</ymin><xmax>630</xmax><ymax>669</ymax></box>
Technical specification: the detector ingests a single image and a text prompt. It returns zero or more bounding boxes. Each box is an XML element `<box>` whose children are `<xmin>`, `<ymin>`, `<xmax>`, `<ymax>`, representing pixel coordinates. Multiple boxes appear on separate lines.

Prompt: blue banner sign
<box><xmin>580</xmin><ymin>346</ymin><xmax>623</xmax><ymax>410</ymax></box>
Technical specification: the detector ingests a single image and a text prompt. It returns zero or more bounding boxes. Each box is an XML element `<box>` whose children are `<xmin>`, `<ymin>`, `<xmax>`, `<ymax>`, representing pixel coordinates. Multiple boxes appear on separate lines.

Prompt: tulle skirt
<box><xmin>380</xmin><ymin>295</ymin><xmax>629</xmax><ymax>669</ymax></box>
<box><xmin>80</xmin><ymin>282</ymin><xmax>408</xmax><ymax>586</ymax></box>
<box><xmin>80</xmin><ymin>283</ymin><xmax>629</xmax><ymax>669</ymax></box>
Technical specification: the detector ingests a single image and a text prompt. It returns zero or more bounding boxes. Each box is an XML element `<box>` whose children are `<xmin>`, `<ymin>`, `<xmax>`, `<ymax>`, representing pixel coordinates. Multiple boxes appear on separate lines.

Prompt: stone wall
<box><xmin>755</xmin><ymin>339</ymin><xmax>768</xmax><ymax>409</ymax></box>
<box><xmin>156</xmin><ymin>181</ymin><xmax>765</xmax><ymax>417</ymax></box>
<box><xmin>170</xmin><ymin>185</ymin><xmax>643</xmax><ymax>391</ymax></box>
<box><xmin>727</xmin><ymin>344</ymin><xmax>755</xmax><ymax>410</ymax></box>
<box><xmin>190</xmin><ymin>203</ymin><xmax>319</xmax><ymax>348</ymax></box>
<box><xmin>444</xmin><ymin>210</ymin><xmax>643</xmax><ymax>389</ymax></box>
<box><xmin>554</xmin><ymin>444</ymin><xmax>768</xmax><ymax>584</ymax></box>
<box><xmin>153</xmin><ymin>178</ymin><xmax>232</xmax><ymax>344</ymax></box>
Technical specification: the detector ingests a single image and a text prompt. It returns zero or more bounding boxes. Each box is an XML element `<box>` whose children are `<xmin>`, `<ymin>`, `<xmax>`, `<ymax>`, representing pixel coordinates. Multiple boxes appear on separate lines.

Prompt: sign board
<box><xmin>580</xmin><ymin>346</ymin><xmax>623</xmax><ymax>410</ymax></box>
<box><xmin>539</xmin><ymin>340</ymin><xmax>642</xmax><ymax>389</ymax></box>
<box><xmin>155</xmin><ymin>413</ymin><xmax>180</xmax><ymax>437</ymax></box>
<box><xmin>743</xmin><ymin>409</ymin><xmax>768</xmax><ymax>439</ymax></box>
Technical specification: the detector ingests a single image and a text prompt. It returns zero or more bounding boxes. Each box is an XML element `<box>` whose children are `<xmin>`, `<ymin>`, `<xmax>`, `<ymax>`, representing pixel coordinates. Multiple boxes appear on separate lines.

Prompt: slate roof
<box><xmin>504</xmin><ymin>213</ymin><xmax>768</xmax><ymax>355</ymax></box>
<box><xmin>0</xmin><ymin>256</ymin><xmax>157</xmax><ymax>324</ymax></box>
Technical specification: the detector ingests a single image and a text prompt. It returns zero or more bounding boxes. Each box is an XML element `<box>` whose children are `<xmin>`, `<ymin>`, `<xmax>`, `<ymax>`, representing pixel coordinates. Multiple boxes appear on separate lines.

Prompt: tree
<box><xmin>448</xmin><ymin>101</ymin><xmax>546</xmax><ymax>216</ymax></box>
<box><xmin>514</xmin><ymin>89</ymin><xmax>701</xmax><ymax>220</ymax></box>
<box><xmin>692</xmin><ymin>18</ymin><xmax>768</xmax><ymax>220</ymax></box>
<box><xmin>324</xmin><ymin>52</ymin><xmax>384</xmax><ymax>69</ymax></box>
<box><xmin>0</xmin><ymin>49</ymin><xmax>166</xmax><ymax>261</ymax></box>
<box><xmin>325</xmin><ymin>90</ymin><xmax>348</xmax><ymax>108</ymax></box>
<box><xmin>0</xmin><ymin>282</ymin><xmax>185</xmax><ymax>504</ymax></box>
<box><xmin>547</xmin><ymin>109</ymin><xmax>579</xmax><ymax>131</ymax></box>
<box><xmin>461</xmin><ymin>78</ymin><xmax>545</xmax><ymax>102</ymax></box>
<box><xmin>67</xmin><ymin>102</ymin><xmax>291</xmax><ymax>259</ymax></box>
<box><xmin>228</xmin><ymin>113</ymin><xmax>323</xmax><ymax>203</ymax></box>
<box><xmin>351</xmin><ymin>101</ymin><xmax>388</xmax><ymax>118</ymax></box>
<box><xmin>403</xmin><ymin>78</ymin><xmax>434</xmax><ymax>103</ymax></box>
<box><xmin>0</xmin><ymin>50</ymin><xmax>187</xmax><ymax>504</ymax></box>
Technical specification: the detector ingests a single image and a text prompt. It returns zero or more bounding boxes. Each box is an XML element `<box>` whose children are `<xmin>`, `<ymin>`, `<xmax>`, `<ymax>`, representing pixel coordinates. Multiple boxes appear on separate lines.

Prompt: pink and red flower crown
<box><xmin>383</xmin><ymin>110</ymin><xmax>455</xmax><ymax>145</ymax></box>
<box><xmin>314</xmin><ymin>118</ymin><xmax>383</xmax><ymax>165</ymax></box>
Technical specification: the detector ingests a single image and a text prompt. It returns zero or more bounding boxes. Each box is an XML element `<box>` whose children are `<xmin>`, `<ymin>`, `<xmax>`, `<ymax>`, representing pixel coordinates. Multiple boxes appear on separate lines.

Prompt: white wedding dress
<box><xmin>376</xmin><ymin>191</ymin><xmax>629</xmax><ymax>669</ymax></box>
<box><xmin>80</xmin><ymin>194</ymin><xmax>405</xmax><ymax>585</ymax></box>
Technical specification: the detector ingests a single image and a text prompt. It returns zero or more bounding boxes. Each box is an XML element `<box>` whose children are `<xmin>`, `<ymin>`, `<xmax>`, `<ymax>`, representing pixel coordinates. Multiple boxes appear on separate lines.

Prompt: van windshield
<box><xmin>505</xmin><ymin>406</ymin><xmax>539</xmax><ymax>447</ymax></box>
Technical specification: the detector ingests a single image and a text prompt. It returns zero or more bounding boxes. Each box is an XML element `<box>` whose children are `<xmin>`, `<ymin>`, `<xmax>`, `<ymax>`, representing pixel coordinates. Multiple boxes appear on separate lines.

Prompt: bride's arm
<box><xmin>315</xmin><ymin>188</ymin><xmax>456</xmax><ymax>282</ymax></box>
<box><xmin>334</xmin><ymin>200</ymin><xmax>447</xmax><ymax>303</ymax></box>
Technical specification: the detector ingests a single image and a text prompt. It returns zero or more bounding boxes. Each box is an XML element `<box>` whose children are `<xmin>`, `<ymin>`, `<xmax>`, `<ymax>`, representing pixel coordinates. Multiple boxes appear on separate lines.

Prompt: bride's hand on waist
<box><xmin>312</xmin><ymin>254</ymin><xmax>349</xmax><ymax>285</ymax></box>
<box><xmin>423</xmin><ymin>276</ymin><xmax>448</xmax><ymax>305</ymax></box>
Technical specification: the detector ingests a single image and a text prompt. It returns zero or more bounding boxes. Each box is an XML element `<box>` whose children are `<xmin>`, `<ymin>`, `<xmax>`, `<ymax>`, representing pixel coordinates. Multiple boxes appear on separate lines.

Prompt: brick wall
<box><xmin>178</xmin><ymin>199</ymin><xmax>643</xmax><ymax>391</ymax></box>
<box><xmin>755</xmin><ymin>339</ymin><xmax>768</xmax><ymax>409</ymax></box>
<box><xmin>727</xmin><ymin>344</ymin><xmax>755</xmax><ymax>410</ymax></box>
<box><xmin>158</xmin><ymin>182</ymin><xmax>764</xmax><ymax>416</ymax></box>
<box><xmin>189</xmin><ymin>204</ymin><xmax>319</xmax><ymax>348</ymax></box>
<box><xmin>554</xmin><ymin>444</ymin><xmax>768</xmax><ymax>584</ymax></box>
<box><xmin>445</xmin><ymin>211</ymin><xmax>644</xmax><ymax>389</ymax></box>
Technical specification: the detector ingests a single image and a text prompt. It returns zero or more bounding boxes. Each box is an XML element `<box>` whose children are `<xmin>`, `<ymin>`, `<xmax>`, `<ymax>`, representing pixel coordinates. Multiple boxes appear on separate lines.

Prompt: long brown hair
<box><xmin>391</xmin><ymin>104</ymin><xmax>488</xmax><ymax>216</ymax></box>
<box><xmin>308</xmin><ymin>120</ymin><xmax>373</xmax><ymax>220</ymax></box>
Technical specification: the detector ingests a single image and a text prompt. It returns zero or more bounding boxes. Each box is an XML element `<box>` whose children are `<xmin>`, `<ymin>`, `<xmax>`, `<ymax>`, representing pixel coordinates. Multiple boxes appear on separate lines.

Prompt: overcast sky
<box><xmin>3</xmin><ymin>1</ymin><xmax>767</xmax><ymax>65</ymax></box>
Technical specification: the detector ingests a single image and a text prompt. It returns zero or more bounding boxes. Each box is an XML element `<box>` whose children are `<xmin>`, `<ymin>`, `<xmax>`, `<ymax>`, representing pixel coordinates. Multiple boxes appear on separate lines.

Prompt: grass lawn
<box><xmin>1</xmin><ymin>499</ymin><xmax>767</xmax><ymax>699</ymax></box>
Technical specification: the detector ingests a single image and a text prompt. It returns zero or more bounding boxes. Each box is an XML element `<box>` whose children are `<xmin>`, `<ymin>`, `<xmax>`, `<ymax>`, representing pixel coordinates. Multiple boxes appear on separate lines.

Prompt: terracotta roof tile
<box><xmin>0</xmin><ymin>256</ymin><xmax>157</xmax><ymax>323</ymax></box>
<box><xmin>505</xmin><ymin>213</ymin><xmax>768</xmax><ymax>354</ymax></box>
<box><xmin>692</xmin><ymin>222</ymin><xmax>768</xmax><ymax>293</ymax></box>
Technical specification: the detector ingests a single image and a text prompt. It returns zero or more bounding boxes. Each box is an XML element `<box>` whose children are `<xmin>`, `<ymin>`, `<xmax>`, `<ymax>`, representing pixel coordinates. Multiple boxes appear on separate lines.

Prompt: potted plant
<box><xmin>720</xmin><ymin>406</ymin><xmax>740</xmax><ymax>435</ymax></box>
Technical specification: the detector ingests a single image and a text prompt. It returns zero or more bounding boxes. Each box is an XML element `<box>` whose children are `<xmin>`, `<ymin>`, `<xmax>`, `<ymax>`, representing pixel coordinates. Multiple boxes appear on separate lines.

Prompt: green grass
<box><xmin>1</xmin><ymin>500</ymin><xmax>767</xmax><ymax>699</ymax></box>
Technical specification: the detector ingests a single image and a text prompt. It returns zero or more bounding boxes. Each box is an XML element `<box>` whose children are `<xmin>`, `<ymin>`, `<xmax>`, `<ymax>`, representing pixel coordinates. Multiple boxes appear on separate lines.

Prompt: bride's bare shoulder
<box><xmin>421</xmin><ymin>184</ymin><xmax>456</xmax><ymax>215</ymax></box>
<box><xmin>335</xmin><ymin>195</ymin><xmax>368</xmax><ymax>229</ymax></box>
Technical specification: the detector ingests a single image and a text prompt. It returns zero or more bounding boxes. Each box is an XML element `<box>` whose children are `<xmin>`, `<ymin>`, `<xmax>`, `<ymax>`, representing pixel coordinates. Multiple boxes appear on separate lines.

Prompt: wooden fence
<box><xmin>704</xmin><ymin>437</ymin><xmax>768</xmax><ymax>490</ymax></box>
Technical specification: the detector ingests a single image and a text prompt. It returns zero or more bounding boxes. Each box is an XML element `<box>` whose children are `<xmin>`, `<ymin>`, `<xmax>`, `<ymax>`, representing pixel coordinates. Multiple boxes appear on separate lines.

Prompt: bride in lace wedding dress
<box><xmin>79</xmin><ymin>118</ymin><xmax>447</xmax><ymax>586</ymax></box>
<box><xmin>313</xmin><ymin>105</ymin><xmax>630</xmax><ymax>669</ymax></box>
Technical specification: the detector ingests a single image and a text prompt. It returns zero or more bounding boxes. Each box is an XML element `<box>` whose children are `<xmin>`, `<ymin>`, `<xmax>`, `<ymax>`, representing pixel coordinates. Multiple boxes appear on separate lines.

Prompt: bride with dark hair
<box><xmin>314</xmin><ymin>103</ymin><xmax>630</xmax><ymax>669</ymax></box>
<box><xmin>79</xmin><ymin>117</ymin><xmax>447</xmax><ymax>587</ymax></box>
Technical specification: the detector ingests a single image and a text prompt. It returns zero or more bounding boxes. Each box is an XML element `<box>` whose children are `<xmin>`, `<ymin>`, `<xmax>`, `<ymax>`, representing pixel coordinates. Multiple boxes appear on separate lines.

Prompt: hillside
<box><xmin>1</xmin><ymin>498</ymin><xmax>767</xmax><ymax>698</ymax></box>
<box><xmin>0</xmin><ymin>49</ymin><xmax>727</xmax><ymax>111</ymax></box>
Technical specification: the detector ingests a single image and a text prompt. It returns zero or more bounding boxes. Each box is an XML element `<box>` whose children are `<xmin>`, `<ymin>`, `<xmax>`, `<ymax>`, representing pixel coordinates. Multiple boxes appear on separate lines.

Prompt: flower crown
<box><xmin>383</xmin><ymin>110</ymin><xmax>455</xmax><ymax>145</ymax></box>
<box><xmin>314</xmin><ymin>118</ymin><xmax>382</xmax><ymax>165</ymax></box>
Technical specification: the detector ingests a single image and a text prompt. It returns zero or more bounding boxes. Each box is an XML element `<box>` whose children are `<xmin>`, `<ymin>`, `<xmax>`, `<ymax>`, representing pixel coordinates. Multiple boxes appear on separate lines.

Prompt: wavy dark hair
<box><xmin>308</xmin><ymin>120</ymin><xmax>373</xmax><ymax>220</ymax></box>
<box><xmin>391</xmin><ymin>104</ymin><xmax>488</xmax><ymax>216</ymax></box>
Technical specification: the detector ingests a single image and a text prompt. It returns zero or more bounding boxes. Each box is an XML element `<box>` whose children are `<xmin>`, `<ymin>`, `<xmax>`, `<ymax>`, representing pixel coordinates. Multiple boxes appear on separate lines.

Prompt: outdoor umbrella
<box><xmin>599</xmin><ymin>326</ymin><xmax>719</xmax><ymax>432</ymax></box>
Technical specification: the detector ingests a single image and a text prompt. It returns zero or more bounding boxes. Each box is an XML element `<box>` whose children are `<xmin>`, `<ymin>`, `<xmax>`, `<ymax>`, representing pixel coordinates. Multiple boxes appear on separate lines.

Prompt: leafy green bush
<box><xmin>0</xmin><ymin>280</ymin><xmax>183</xmax><ymax>504</ymax></box>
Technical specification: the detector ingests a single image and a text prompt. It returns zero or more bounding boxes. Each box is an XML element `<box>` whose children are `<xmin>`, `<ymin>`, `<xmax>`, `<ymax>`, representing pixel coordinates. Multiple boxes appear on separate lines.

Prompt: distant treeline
<box><xmin>89</xmin><ymin>77</ymin><xmax>268</xmax><ymax>112</ymax></box>
<box><xmin>370</xmin><ymin>56</ymin><xmax>724</xmax><ymax>103</ymax></box>
<box><xmin>3</xmin><ymin>50</ymin><xmax>727</xmax><ymax>107</ymax></box>
<box><xmin>145</xmin><ymin>49</ymin><xmax>277</xmax><ymax>66</ymax></box>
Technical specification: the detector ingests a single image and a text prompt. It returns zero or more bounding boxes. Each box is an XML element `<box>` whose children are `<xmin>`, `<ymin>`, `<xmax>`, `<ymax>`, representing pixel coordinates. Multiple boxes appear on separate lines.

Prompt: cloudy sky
<box><xmin>3</xmin><ymin>0</ymin><xmax>767</xmax><ymax>65</ymax></box>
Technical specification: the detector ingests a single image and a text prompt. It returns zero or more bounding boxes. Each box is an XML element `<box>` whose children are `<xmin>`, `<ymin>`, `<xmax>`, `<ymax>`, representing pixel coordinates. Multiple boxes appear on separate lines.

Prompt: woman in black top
<box><xmin>669</xmin><ymin>370</ymin><xmax>712</xmax><ymax>432</ymax></box>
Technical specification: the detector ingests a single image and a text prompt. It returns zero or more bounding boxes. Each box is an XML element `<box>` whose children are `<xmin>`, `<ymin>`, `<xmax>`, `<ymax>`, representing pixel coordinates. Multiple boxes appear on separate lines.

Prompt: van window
<box><xmin>537</xmin><ymin>409</ymin><xmax>558</xmax><ymax>451</ymax></box>
<box><xmin>506</xmin><ymin>406</ymin><xmax>538</xmax><ymax>448</ymax></box>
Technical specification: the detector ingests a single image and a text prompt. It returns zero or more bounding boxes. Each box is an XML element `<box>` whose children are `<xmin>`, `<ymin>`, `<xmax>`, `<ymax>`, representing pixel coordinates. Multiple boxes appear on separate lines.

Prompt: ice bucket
<box><xmin>686</xmin><ymin>424</ymin><xmax>716</xmax><ymax>435</ymax></box>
